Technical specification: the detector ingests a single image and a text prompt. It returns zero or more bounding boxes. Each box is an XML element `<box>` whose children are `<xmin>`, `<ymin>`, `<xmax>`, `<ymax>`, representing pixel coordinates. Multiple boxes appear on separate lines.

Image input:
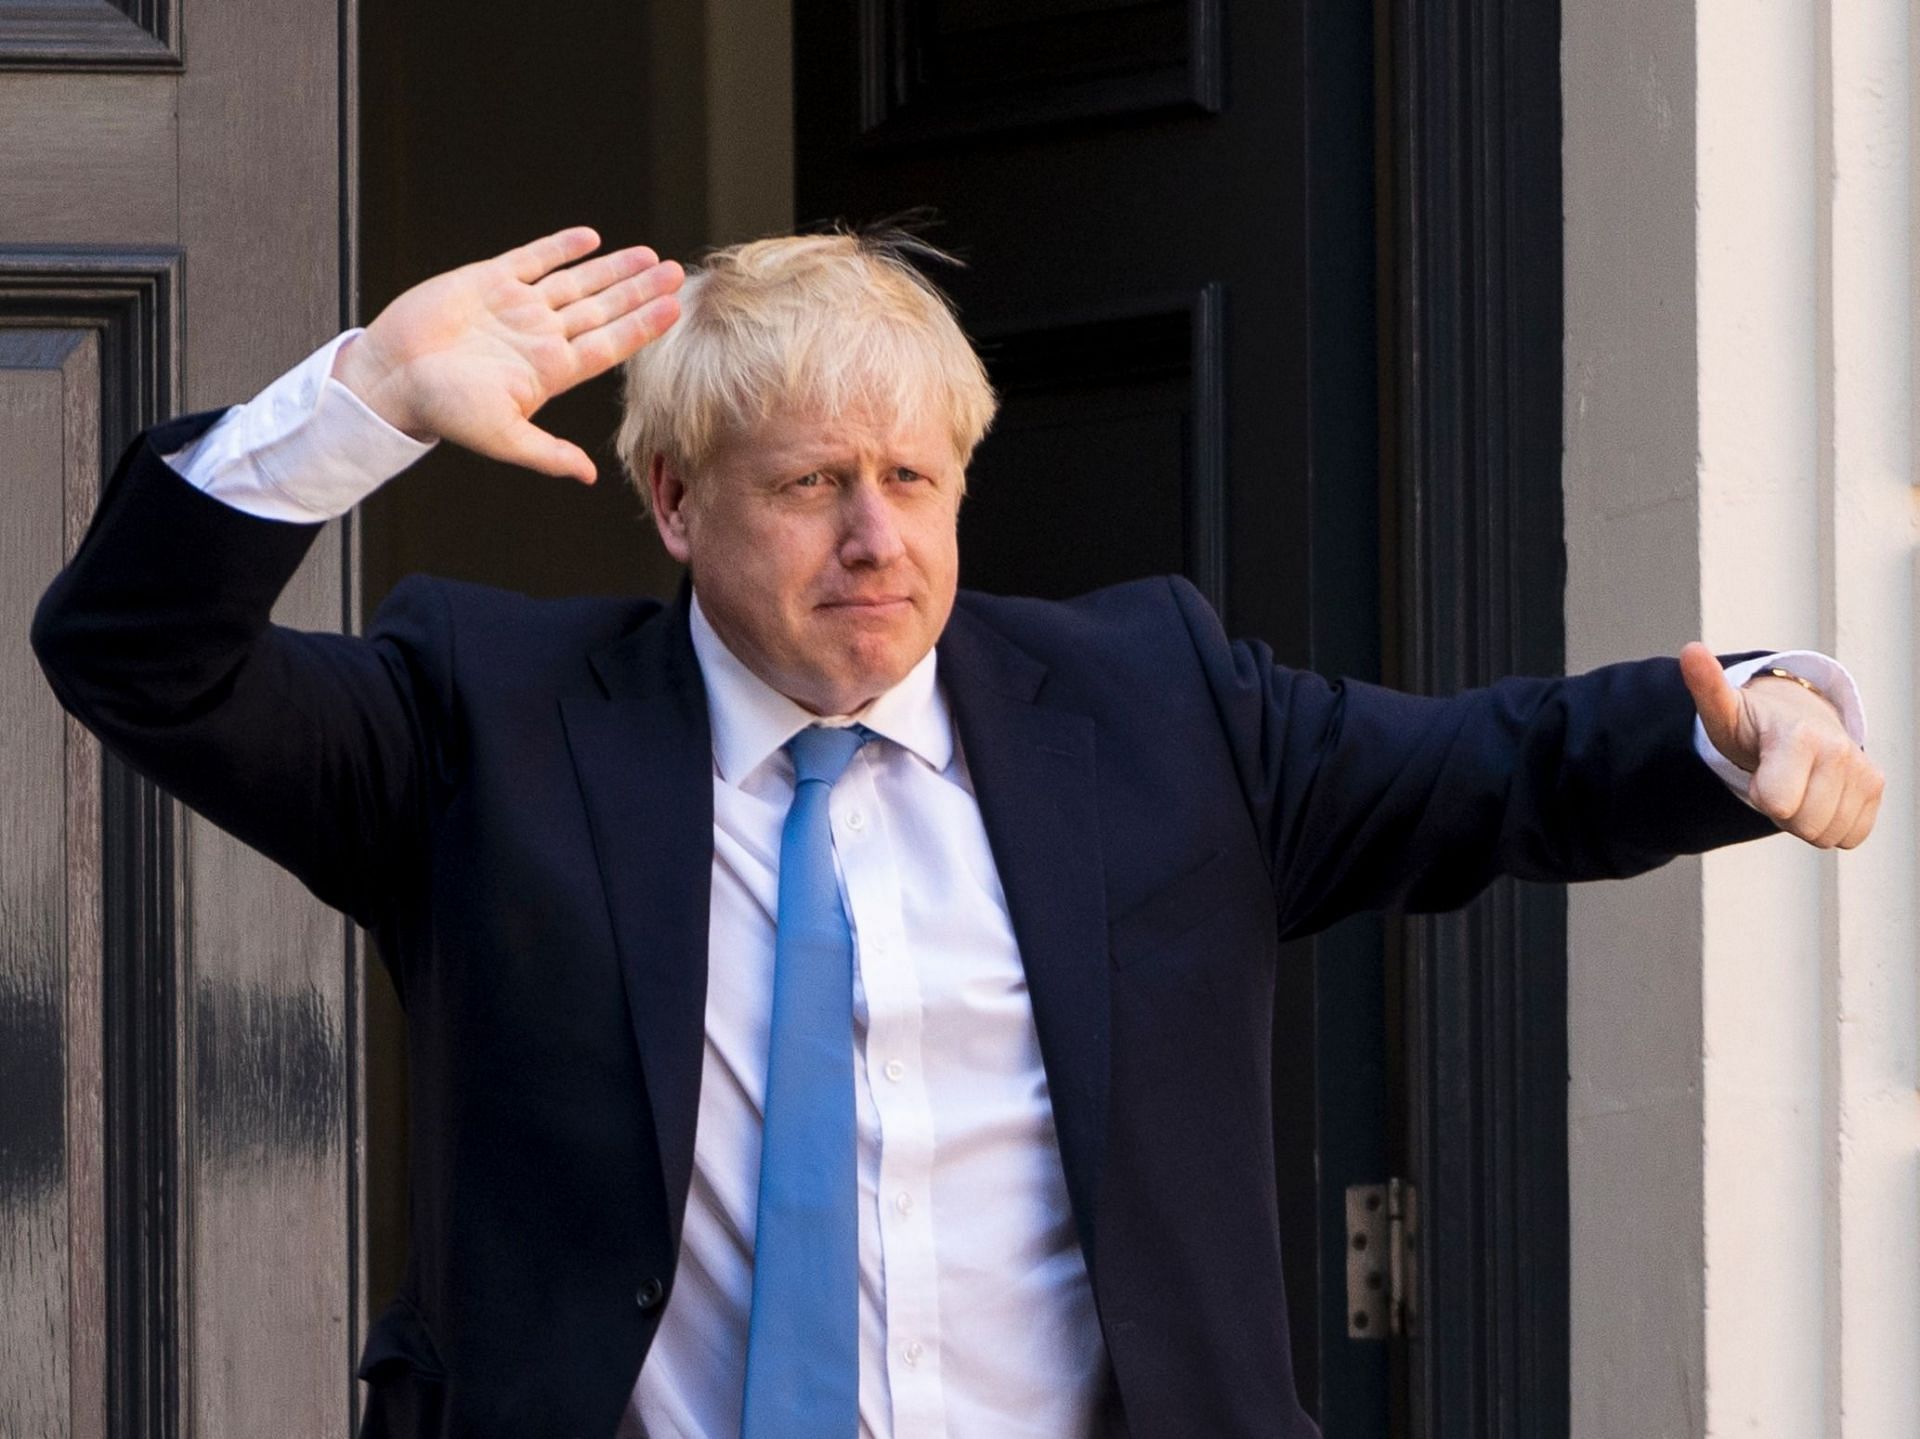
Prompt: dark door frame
<box><xmin>1296</xmin><ymin>1</ymin><xmax>1567</xmax><ymax>1430</ymax></box>
<box><xmin>1380</xmin><ymin>0</ymin><xmax>1569</xmax><ymax>1433</ymax></box>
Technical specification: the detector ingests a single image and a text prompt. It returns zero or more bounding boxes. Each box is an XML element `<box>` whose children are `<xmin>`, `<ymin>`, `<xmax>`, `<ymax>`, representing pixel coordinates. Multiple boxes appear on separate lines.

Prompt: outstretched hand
<box><xmin>1680</xmin><ymin>642</ymin><xmax>1884</xmax><ymax>849</ymax></box>
<box><xmin>333</xmin><ymin>227</ymin><xmax>684</xmax><ymax>483</ymax></box>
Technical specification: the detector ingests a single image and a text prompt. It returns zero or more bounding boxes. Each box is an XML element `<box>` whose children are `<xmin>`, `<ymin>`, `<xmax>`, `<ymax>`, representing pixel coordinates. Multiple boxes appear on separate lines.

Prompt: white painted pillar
<box><xmin>1694</xmin><ymin>3</ymin><xmax>1831</xmax><ymax>1430</ymax></box>
<box><xmin>1564</xmin><ymin>1</ymin><xmax>1919</xmax><ymax>1434</ymax></box>
<box><xmin>1812</xmin><ymin>3</ymin><xmax>1920</xmax><ymax>1431</ymax></box>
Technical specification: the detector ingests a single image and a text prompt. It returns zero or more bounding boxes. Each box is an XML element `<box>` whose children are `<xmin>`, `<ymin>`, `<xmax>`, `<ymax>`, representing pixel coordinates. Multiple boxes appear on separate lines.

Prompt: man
<box><xmin>32</xmin><ymin>227</ymin><xmax>1883</xmax><ymax>1439</ymax></box>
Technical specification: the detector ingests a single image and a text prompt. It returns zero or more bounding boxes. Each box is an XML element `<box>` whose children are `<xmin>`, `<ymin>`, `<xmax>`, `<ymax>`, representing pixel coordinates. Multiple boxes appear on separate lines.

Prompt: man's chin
<box><xmin>823</xmin><ymin>647</ymin><xmax>929</xmax><ymax>713</ymax></box>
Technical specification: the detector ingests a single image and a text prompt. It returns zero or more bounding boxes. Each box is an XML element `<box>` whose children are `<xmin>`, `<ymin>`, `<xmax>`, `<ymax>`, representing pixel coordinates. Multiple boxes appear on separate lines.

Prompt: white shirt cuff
<box><xmin>161</xmin><ymin>329</ymin><xmax>435</xmax><ymax>523</ymax></box>
<box><xmin>1692</xmin><ymin>650</ymin><xmax>1869</xmax><ymax>799</ymax></box>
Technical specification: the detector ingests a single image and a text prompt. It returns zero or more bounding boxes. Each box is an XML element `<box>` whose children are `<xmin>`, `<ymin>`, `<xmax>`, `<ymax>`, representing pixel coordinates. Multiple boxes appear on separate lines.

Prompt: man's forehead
<box><xmin>732</xmin><ymin>400</ymin><xmax>956</xmax><ymax>468</ymax></box>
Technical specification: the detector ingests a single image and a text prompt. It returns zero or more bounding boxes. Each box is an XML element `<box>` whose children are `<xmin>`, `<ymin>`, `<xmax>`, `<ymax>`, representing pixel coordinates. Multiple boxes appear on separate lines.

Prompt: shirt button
<box><xmin>895</xmin><ymin>1191</ymin><xmax>914</xmax><ymax>1215</ymax></box>
<box><xmin>846</xmin><ymin>808</ymin><xmax>866</xmax><ymax>831</ymax></box>
<box><xmin>903</xmin><ymin>1340</ymin><xmax>925</xmax><ymax>1366</ymax></box>
<box><xmin>883</xmin><ymin>1060</ymin><xmax>905</xmax><ymax>1083</ymax></box>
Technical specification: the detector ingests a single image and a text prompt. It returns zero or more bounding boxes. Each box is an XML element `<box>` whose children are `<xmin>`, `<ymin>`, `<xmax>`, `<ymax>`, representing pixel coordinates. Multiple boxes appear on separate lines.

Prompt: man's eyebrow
<box><xmin>759</xmin><ymin>445</ymin><xmax>847</xmax><ymax>471</ymax></box>
<box><xmin>757</xmin><ymin>441</ymin><xmax>944</xmax><ymax>471</ymax></box>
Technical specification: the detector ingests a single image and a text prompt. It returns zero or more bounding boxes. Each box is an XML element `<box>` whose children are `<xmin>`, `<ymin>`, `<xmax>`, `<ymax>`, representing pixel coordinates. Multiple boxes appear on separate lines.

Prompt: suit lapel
<box><xmin>559</xmin><ymin>588</ymin><xmax>713</xmax><ymax>1248</ymax></box>
<box><xmin>939</xmin><ymin>606</ymin><xmax>1111</xmax><ymax>1268</ymax></box>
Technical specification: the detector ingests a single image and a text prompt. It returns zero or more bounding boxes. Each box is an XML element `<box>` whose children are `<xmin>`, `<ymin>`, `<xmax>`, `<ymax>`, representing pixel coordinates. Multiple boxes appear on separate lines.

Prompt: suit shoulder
<box><xmin>954</xmin><ymin>575</ymin><xmax>1212</xmax><ymax>652</ymax></box>
<box><xmin>951</xmin><ymin>576</ymin><xmax>1222</xmax><ymax>693</ymax></box>
<box><xmin>370</xmin><ymin>574</ymin><xmax>666</xmax><ymax>680</ymax></box>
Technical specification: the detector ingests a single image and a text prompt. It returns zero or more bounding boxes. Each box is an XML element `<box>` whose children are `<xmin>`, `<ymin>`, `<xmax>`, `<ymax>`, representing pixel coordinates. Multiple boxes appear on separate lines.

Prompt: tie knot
<box><xmin>786</xmin><ymin>724</ymin><xmax>868</xmax><ymax>787</ymax></box>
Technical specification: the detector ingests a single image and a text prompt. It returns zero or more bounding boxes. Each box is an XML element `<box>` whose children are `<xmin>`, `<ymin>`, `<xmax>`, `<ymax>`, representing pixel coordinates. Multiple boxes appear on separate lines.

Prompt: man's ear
<box><xmin>648</xmin><ymin>454</ymin><xmax>694</xmax><ymax>564</ymax></box>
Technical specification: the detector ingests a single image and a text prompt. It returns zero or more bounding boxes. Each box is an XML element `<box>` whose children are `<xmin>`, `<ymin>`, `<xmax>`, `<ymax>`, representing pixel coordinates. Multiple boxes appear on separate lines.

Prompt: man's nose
<box><xmin>837</xmin><ymin>483</ymin><xmax>906</xmax><ymax>567</ymax></box>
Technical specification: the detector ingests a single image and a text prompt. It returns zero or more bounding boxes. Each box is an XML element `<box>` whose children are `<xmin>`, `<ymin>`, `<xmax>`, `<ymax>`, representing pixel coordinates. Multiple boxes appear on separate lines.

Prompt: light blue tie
<box><xmin>741</xmin><ymin>724</ymin><xmax>868</xmax><ymax>1439</ymax></box>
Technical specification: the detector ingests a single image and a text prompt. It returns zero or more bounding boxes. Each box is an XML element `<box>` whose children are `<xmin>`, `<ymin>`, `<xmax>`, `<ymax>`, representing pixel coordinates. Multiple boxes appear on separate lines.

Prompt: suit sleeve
<box><xmin>1163</xmin><ymin>578</ymin><xmax>1780</xmax><ymax>940</ymax></box>
<box><xmin>32</xmin><ymin>414</ymin><xmax>454</xmax><ymax>930</ymax></box>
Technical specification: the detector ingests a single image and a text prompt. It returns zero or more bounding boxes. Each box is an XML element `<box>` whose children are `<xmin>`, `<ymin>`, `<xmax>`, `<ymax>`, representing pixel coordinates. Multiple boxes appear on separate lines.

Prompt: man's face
<box><xmin>650</xmin><ymin>401</ymin><xmax>965</xmax><ymax>715</ymax></box>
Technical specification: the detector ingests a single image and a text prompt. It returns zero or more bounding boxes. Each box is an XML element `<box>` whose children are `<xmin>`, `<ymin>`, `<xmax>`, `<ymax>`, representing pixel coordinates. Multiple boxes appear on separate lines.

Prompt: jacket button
<box><xmin>635</xmin><ymin>1277</ymin><xmax>665</xmax><ymax>1310</ymax></box>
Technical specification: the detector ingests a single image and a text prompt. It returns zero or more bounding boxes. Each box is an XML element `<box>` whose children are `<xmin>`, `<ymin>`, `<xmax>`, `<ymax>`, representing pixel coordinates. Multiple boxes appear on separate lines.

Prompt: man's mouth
<box><xmin>820</xmin><ymin>596</ymin><xmax>910</xmax><ymax>611</ymax></box>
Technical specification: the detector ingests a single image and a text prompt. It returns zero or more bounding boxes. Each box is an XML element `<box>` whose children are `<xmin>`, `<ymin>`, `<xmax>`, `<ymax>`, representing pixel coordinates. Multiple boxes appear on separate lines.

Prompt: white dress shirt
<box><xmin>165</xmin><ymin>334</ymin><xmax>1869</xmax><ymax>1439</ymax></box>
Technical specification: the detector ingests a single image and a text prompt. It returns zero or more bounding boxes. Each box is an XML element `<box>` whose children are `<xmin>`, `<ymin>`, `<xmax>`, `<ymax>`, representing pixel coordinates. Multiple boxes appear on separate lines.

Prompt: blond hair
<box><xmin>614</xmin><ymin>230</ymin><xmax>997</xmax><ymax>501</ymax></box>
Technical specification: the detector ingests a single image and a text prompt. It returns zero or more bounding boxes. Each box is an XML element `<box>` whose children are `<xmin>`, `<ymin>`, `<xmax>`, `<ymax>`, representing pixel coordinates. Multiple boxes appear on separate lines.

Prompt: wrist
<box><xmin>1745</xmin><ymin>668</ymin><xmax>1842</xmax><ymax>722</ymax></box>
<box><xmin>331</xmin><ymin>332</ymin><xmax>434</xmax><ymax>442</ymax></box>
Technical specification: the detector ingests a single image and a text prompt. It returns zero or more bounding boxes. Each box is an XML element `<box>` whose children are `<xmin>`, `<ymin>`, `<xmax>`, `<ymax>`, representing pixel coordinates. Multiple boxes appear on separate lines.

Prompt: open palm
<box><xmin>335</xmin><ymin>227</ymin><xmax>684</xmax><ymax>483</ymax></box>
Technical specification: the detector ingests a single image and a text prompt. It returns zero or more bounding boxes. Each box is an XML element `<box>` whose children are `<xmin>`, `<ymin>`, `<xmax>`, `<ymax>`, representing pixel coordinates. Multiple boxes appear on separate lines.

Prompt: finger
<box><xmin>1838</xmin><ymin>778</ymin><xmax>1884</xmax><ymax>849</ymax></box>
<box><xmin>569</xmin><ymin>294</ymin><xmax>682</xmax><ymax>377</ymax></box>
<box><xmin>536</xmin><ymin>245</ymin><xmax>662</xmax><ymax>309</ymax></box>
<box><xmin>1679</xmin><ymin>642</ymin><xmax>1743</xmax><ymax>754</ymax></box>
<box><xmin>497</xmin><ymin>418</ymin><xmax>597</xmax><ymax>484</ymax></box>
<box><xmin>1747</xmin><ymin>727</ymin><xmax>1815</xmax><ymax>826</ymax></box>
<box><xmin>559</xmin><ymin>260</ymin><xmax>684</xmax><ymax>339</ymax></box>
<box><xmin>1812</xmin><ymin>779</ymin><xmax>1871</xmax><ymax>850</ymax></box>
<box><xmin>1787</xmin><ymin>751</ymin><xmax>1846</xmax><ymax>842</ymax></box>
<box><xmin>502</xmin><ymin>227</ymin><xmax>602</xmax><ymax>284</ymax></box>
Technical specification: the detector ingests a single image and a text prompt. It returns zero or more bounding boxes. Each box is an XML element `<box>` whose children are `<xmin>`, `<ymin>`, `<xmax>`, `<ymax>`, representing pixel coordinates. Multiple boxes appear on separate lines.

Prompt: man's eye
<box><xmin>893</xmin><ymin>467</ymin><xmax>925</xmax><ymax>484</ymax></box>
<box><xmin>793</xmin><ymin>471</ymin><xmax>827</xmax><ymax>489</ymax></box>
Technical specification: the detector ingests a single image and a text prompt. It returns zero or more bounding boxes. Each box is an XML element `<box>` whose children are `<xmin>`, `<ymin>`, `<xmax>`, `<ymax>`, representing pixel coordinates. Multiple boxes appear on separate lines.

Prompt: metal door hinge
<box><xmin>1345</xmin><ymin>1178</ymin><xmax>1418</xmax><ymax>1341</ymax></box>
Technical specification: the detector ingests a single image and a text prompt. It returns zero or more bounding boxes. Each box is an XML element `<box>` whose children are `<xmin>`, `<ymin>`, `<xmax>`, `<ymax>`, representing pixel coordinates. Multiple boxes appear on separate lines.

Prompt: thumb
<box><xmin>1679</xmin><ymin>641</ymin><xmax>1745</xmax><ymax>759</ymax></box>
<box><xmin>500</xmin><ymin>420</ymin><xmax>597</xmax><ymax>485</ymax></box>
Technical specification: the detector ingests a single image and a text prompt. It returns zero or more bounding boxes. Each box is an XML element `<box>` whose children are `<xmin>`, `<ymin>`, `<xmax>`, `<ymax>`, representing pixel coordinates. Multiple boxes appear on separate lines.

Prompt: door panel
<box><xmin>0</xmin><ymin>78</ymin><xmax>179</xmax><ymax>242</ymax></box>
<box><xmin>0</xmin><ymin>0</ymin><xmax>177</xmax><ymax>66</ymax></box>
<box><xmin>963</xmin><ymin>289</ymin><xmax>1224</xmax><ymax>607</ymax></box>
<box><xmin>0</xmin><ymin>255</ymin><xmax>174</xmax><ymax>1439</ymax></box>
<box><xmin>1</xmin><ymin>322</ymin><xmax>108</xmax><ymax>1439</ymax></box>
<box><xmin>0</xmin><ymin>4</ymin><xmax>361</xmax><ymax>1434</ymax></box>
<box><xmin>854</xmin><ymin>0</ymin><xmax>1222</xmax><ymax>142</ymax></box>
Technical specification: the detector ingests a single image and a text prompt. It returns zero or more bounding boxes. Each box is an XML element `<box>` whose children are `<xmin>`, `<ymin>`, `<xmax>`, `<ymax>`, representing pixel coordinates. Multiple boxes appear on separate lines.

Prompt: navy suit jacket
<box><xmin>33</xmin><ymin>411</ymin><xmax>1777</xmax><ymax>1439</ymax></box>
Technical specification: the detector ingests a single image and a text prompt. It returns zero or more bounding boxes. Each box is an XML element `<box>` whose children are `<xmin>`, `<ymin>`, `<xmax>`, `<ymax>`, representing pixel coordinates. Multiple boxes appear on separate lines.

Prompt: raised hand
<box><xmin>1680</xmin><ymin>642</ymin><xmax>1884</xmax><ymax>849</ymax></box>
<box><xmin>333</xmin><ymin>227</ymin><xmax>684</xmax><ymax>483</ymax></box>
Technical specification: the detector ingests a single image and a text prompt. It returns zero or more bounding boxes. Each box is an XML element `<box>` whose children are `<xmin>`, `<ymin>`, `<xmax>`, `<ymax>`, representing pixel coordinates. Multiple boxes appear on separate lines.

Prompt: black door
<box><xmin>795</xmin><ymin>3</ymin><xmax>1397</xmax><ymax>1431</ymax></box>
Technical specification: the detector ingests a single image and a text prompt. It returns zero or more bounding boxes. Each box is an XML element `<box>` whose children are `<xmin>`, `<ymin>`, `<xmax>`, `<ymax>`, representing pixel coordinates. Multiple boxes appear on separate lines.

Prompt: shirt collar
<box><xmin>687</xmin><ymin>591</ymin><xmax>955</xmax><ymax>785</ymax></box>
